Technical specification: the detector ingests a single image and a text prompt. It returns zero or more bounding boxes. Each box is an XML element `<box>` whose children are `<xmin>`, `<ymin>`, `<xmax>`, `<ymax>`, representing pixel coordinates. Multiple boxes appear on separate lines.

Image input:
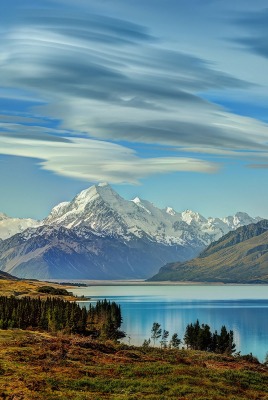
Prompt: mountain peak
<box><xmin>0</xmin><ymin>183</ymin><xmax>265</xmax><ymax>280</ymax></box>
<box><xmin>166</xmin><ymin>207</ymin><xmax>176</xmax><ymax>216</ymax></box>
<box><xmin>181</xmin><ymin>209</ymin><xmax>207</xmax><ymax>224</ymax></box>
<box><xmin>97</xmin><ymin>182</ymin><xmax>109</xmax><ymax>188</ymax></box>
<box><xmin>235</xmin><ymin>212</ymin><xmax>250</xmax><ymax>217</ymax></box>
<box><xmin>132</xmin><ymin>197</ymin><xmax>141</xmax><ymax>204</ymax></box>
<box><xmin>73</xmin><ymin>183</ymin><xmax>115</xmax><ymax>205</ymax></box>
<box><xmin>2</xmin><ymin>182</ymin><xmax>263</xmax><ymax>251</ymax></box>
<box><xmin>131</xmin><ymin>197</ymin><xmax>152</xmax><ymax>214</ymax></box>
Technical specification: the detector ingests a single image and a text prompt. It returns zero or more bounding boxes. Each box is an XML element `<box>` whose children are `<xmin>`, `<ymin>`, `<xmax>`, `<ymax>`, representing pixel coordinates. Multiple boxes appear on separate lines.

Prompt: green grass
<box><xmin>0</xmin><ymin>330</ymin><xmax>268</xmax><ymax>399</ymax></box>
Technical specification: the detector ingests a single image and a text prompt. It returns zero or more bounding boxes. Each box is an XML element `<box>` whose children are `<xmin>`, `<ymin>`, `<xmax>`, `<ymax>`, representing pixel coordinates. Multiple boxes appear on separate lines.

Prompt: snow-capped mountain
<box><xmin>43</xmin><ymin>183</ymin><xmax>262</xmax><ymax>248</ymax></box>
<box><xmin>0</xmin><ymin>182</ymin><xmax>263</xmax><ymax>279</ymax></box>
<box><xmin>0</xmin><ymin>213</ymin><xmax>39</xmax><ymax>240</ymax></box>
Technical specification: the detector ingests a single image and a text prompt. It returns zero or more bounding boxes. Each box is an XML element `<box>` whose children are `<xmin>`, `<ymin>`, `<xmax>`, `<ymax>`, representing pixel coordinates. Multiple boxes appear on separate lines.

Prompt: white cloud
<box><xmin>1</xmin><ymin>4</ymin><xmax>268</xmax><ymax>184</ymax></box>
<box><xmin>0</xmin><ymin>136</ymin><xmax>218</xmax><ymax>183</ymax></box>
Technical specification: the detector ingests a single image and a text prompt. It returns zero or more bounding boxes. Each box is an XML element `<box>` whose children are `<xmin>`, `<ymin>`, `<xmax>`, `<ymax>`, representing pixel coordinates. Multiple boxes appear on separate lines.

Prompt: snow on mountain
<box><xmin>166</xmin><ymin>207</ymin><xmax>176</xmax><ymax>216</ymax></box>
<box><xmin>43</xmin><ymin>183</ymin><xmax>262</xmax><ymax>248</ymax></box>
<box><xmin>0</xmin><ymin>183</ymin><xmax>262</xmax><ymax>248</ymax></box>
<box><xmin>0</xmin><ymin>213</ymin><xmax>40</xmax><ymax>240</ymax></box>
<box><xmin>181</xmin><ymin>210</ymin><xmax>207</xmax><ymax>225</ymax></box>
<box><xmin>0</xmin><ymin>224</ymin><xmax>193</xmax><ymax>279</ymax></box>
<box><xmin>220</xmin><ymin>212</ymin><xmax>262</xmax><ymax>229</ymax></box>
<box><xmin>0</xmin><ymin>183</ymin><xmax>263</xmax><ymax>280</ymax></box>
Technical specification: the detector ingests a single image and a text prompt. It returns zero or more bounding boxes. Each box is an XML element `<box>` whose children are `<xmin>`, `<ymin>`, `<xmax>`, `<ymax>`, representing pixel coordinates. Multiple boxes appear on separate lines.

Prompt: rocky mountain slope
<box><xmin>149</xmin><ymin>219</ymin><xmax>268</xmax><ymax>283</ymax></box>
<box><xmin>0</xmin><ymin>224</ymin><xmax>194</xmax><ymax>279</ymax></box>
<box><xmin>0</xmin><ymin>183</ymin><xmax>262</xmax><ymax>279</ymax></box>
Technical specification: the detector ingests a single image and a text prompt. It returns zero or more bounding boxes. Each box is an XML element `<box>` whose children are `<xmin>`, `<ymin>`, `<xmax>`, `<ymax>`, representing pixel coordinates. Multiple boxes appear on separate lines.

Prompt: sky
<box><xmin>1</xmin><ymin>0</ymin><xmax>268</xmax><ymax>219</ymax></box>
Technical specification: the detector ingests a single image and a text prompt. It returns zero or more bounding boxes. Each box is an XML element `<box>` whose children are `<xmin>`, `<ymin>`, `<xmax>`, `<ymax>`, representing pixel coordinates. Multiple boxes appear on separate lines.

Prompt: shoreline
<box><xmin>45</xmin><ymin>279</ymin><xmax>268</xmax><ymax>286</ymax></box>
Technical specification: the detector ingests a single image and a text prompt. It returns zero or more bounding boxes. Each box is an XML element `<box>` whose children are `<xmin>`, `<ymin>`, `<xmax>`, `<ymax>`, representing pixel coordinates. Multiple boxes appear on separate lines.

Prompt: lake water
<box><xmin>71</xmin><ymin>284</ymin><xmax>268</xmax><ymax>362</ymax></box>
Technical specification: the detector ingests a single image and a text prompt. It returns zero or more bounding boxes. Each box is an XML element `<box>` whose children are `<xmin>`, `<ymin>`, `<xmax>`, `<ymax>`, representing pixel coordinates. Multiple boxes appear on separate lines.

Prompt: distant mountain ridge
<box><xmin>149</xmin><ymin>219</ymin><xmax>268</xmax><ymax>283</ymax></box>
<box><xmin>0</xmin><ymin>270</ymin><xmax>18</xmax><ymax>280</ymax></box>
<box><xmin>0</xmin><ymin>213</ymin><xmax>39</xmax><ymax>240</ymax></box>
<box><xmin>0</xmin><ymin>183</ymin><xmax>262</xmax><ymax>245</ymax></box>
<box><xmin>0</xmin><ymin>183</ymin><xmax>263</xmax><ymax>279</ymax></box>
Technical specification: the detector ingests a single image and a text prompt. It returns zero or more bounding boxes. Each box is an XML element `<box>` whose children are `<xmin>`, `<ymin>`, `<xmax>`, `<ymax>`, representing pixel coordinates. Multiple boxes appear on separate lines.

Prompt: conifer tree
<box><xmin>170</xmin><ymin>333</ymin><xmax>181</xmax><ymax>349</ymax></box>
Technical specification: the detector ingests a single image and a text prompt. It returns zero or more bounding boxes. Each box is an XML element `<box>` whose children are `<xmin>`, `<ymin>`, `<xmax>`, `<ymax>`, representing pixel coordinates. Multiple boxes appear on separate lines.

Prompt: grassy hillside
<box><xmin>0</xmin><ymin>269</ymin><xmax>267</xmax><ymax>399</ymax></box>
<box><xmin>0</xmin><ymin>330</ymin><xmax>267</xmax><ymax>400</ymax></box>
<box><xmin>0</xmin><ymin>275</ymin><xmax>77</xmax><ymax>300</ymax></box>
<box><xmin>149</xmin><ymin>220</ymin><xmax>268</xmax><ymax>283</ymax></box>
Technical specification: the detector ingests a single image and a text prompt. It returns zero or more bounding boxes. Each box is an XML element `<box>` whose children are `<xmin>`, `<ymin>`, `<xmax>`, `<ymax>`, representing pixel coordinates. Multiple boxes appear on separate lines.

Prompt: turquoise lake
<box><xmin>71</xmin><ymin>284</ymin><xmax>268</xmax><ymax>362</ymax></box>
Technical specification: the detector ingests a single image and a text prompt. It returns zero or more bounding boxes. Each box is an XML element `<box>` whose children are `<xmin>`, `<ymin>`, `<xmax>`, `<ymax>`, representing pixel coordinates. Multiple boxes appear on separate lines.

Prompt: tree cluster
<box><xmin>143</xmin><ymin>322</ymin><xmax>181</xmax><ymax>349</ymax></box>
<box><xmin>0</xmin><ymin>296</ymin><xmax>125</xmax><ymax>340</ymax></box>
<box><xmin>144</xmin><ymin>320</ymin><xmax>236</xmax><ymax>355</ymax></box>
<box><xmin>88</xmin><ymin>299</ymin><xmax>125</xmax><ymax>340</ymax></box>
<box><xmin>37</xmin><ymin>286</ymin><xmax>70</xmax><ymax>296</ymax></box>
<box><xmin>184</xmin><ymin>320</ymin><xmax>236</xmax><ymax>354</ymax></box>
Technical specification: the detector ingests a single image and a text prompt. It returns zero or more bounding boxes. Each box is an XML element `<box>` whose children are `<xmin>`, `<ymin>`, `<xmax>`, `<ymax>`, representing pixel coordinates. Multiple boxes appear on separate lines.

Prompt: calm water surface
<box><xmin>71</xmin><ymin>284</ymin><xmax>268</xmax><ymax>362</ymax></box>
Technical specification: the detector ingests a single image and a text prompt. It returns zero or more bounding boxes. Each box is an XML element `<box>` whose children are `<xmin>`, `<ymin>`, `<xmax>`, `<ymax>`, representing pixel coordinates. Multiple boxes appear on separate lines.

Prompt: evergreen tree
<box><xmin>0</xmin><ymin>296</ymin><xmax>125</xmax><ymax>340</ymax></box>
<box><xmin>183</xmin><ymin>320</ymin><xmax>236</xmax><ymax>354</ymax></box>
<box><xmin>170</xmin><ymin>333</ymin><xmax>181</xmax><ymax>349</ymax></box>
<box><xmin>198</xmin><ymin>324</ymin><xmax>212</xmax><ymax>351</ymax></box>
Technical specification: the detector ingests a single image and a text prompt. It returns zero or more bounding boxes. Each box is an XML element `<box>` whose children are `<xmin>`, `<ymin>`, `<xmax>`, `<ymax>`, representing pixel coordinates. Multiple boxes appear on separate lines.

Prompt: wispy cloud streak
<box><xmin>1</xmin><ymin>3</ymin><xmax>268</xmax><ymax>182</ymax></box>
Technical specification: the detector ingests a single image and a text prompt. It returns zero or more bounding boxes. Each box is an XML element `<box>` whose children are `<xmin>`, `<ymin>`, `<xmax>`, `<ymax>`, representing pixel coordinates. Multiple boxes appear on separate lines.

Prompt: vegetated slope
<box><xmin>0</xmin><ymin>183</ymin><xmax>262</xmax><ymax>280</ymax></box>
<box><xmin>149</xmin><ymin>219</ymin><xmax>268</xmax><ymax>283</ymax></box>
<box><xmin>0</xmin><ymin>275</ymin><xmax>78</xmax><ymax>300</ymax></box>
<box><xmin>0</xmin><ymin>330</ymin><xmax>267</xmax><ymax>400</ymax></box>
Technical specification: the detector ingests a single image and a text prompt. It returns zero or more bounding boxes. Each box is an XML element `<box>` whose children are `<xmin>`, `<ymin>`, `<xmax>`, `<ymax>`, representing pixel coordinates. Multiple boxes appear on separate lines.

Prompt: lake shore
<box><xmin>46</xmin><ymin>279</ymin><xmax>268</xmax><ymax>286</ymax></box>
<box><xmin>69</xmin><ymin>284</ymin><xmax>268</xmax><ymax>361</ymax></box>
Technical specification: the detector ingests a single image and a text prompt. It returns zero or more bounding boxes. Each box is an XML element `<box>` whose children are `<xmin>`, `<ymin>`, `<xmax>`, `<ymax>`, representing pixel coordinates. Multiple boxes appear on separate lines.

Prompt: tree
<box><xmin>217</xmin><ymin>326</ymin><xmax>236</xmax><ymax>355</ymax></box>
<box><xmin>183</xmin><ymin>320</ymin><xmax>236</xmax><ymax>354</ymax></box>
<box><xmin>142</xmin><ymin>338</ymin><xmax>151</xmax><ymax>348</ymax></box>
<box><xmin>210</xmin><ymin>331</ymin><xmax>218</xmax><ymax>352</ymax></box>
<box><xmin>198</xmin><ymin>323</ymin><xmax>212</xmax><ymax>351</ymax></box>
<box><xmin>184</xmin><ymin>322</ymin><xmax>196</xmax><ymax>349</ymax></box>
<box><xmin>0</xmin><ymin>296</ymin><xmax>125</xmax><ymax>340</ymax></box>
<box><xmin>160</xmin><ymin>329</ymin><xmax>169</xmax><ymax>349</ymax></box>
<box><xmin>151</xmin><ymin>322</ymin><xmax>162</xmax><ymax>346</ymax></box>
<box><xmin>170</xmin><ymin>333</ymin><xmax>181</xmax><ymax>349</ymax></box>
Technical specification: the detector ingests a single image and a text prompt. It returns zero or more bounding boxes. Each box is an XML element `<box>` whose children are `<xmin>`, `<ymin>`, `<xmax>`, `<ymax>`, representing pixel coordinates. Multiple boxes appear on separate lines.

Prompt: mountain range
<box><xmin>0</xmin><ymin>270</ymin><xmax>17</xmax><ymax>280</ymax></box>
<box><xmin>0</xmin><ymin>183</ymin><xmax>263</xmax><ymax>279</ymax></box>
<box><xmin>149</xmin><ymin>219</ymin><xmax>268</xmax><ymax>283</ymax></box>
<box><xmin>0</xmin><ymin>213</ymin><xmax>38</xmax><ymax>240</ymax></box>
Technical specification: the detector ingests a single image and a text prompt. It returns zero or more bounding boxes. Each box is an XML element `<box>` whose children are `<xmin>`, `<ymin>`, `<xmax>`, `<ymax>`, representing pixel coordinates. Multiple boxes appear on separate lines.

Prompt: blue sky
<box><xmin>1</xmin><ymin>0</ymin><xmax>268</xmax><ymax>219</ymax></box>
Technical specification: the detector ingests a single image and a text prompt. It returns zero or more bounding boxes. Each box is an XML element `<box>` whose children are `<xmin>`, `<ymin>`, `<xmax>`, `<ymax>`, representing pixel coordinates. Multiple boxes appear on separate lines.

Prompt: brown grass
<box><xmin>0</xmin><ymin>330</ymin><xmax>267</xmax><ymax>400</ymax></box>
<box><xmin>0</xmin><ymin>278</ymin><xmax>78</xmax><ymax>301</ymax></box>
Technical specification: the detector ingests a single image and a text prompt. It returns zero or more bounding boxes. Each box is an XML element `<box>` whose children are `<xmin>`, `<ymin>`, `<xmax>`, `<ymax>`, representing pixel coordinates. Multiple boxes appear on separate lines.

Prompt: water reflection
<box><xmin>73</xmin><ymin>285</ymin><xmax>268</xmax><ymax>362</ymax></box>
